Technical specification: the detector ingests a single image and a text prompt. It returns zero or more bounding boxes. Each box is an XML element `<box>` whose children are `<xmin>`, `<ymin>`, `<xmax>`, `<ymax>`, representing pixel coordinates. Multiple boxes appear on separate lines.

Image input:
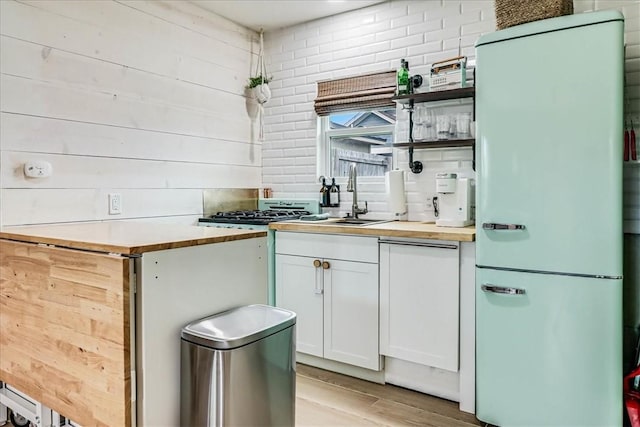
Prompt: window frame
<box><xmin>316</xmin><ymin>111</ymin><xmax>396</xmax><ymax>181</ymax></box>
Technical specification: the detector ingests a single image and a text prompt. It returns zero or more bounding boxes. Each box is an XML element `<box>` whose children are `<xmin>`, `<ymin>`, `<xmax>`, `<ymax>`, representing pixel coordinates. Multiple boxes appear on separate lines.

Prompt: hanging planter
<box><xmin>248</xmin><ymin>76</ymin><xmax>272</xmax><ymax>104</ymax></box>
<box><xmin>247</xmin><ymin>30</ymin><xmax>272</xmax><ymax>141</ymax></box>
<box><xmin>247</xmin><ymin>30</ymin><xmax>272</xmax><ymax>104</ymax></box>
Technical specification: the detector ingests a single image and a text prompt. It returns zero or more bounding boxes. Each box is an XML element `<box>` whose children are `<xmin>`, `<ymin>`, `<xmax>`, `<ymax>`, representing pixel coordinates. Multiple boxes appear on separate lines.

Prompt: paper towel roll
<box><xmin>386</xmin><ymin>169</ymin><xmax>407</xmax><ymax>216</ymax></box>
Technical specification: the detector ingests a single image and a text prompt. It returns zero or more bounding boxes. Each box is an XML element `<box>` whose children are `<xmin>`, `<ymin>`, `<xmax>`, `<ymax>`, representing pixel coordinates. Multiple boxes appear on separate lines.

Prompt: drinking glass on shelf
<box><xmin>423</xmin><ymin>108</ymin><xmax>435</xmax><ymax>141</ymax></box>
<box><xmin>436</xmin><ymin>112</ymin><xmax>451</xmax><ymax>140</ymax></box>
<box><xmin>414</xmin><ymin>105</ymin><xmax>430</xmax><ymax>141</ymax></box>
<box><xmin>411</xmin><ymin>105</ymin><xmax>420</xmax><ymax>140</ymax></box>
<box><xmin>449</xmin><ymin>115</ymin><xmax>457</xmax><ymax>138</ymax></box>
<box><xmin>456</xmin><ymin>112</ymin><xmax>471</xmax><ymax>138</ymax></box>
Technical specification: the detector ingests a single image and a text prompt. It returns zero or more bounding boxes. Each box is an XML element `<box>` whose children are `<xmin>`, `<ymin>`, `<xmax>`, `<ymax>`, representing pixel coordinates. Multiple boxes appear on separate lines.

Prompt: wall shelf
<box><xmin>394</xmin><ymin>139</ymin><xmax>474</xmax><ymax>149</ymax></box>
<box><xmin>392</xmin><ymin>87</ymin><xmax>475</xmax><ymax>105</ymax></box>
<box><xmin>392</xmin><ymin>86</ymin><xmax>476</xmax><ymax>173</ymax></box>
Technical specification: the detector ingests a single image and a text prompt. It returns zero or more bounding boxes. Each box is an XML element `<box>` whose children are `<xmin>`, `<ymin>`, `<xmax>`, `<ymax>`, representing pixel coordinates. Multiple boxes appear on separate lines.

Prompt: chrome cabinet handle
<box><xmin>481</xmin><ymin>284</ymin><xmax>526</xmax><ymax>295</ymax></box>
<box><xmin>482</xmin><ymin>223</ymin><xmax>526</xmax><ymax>230</ymax></box>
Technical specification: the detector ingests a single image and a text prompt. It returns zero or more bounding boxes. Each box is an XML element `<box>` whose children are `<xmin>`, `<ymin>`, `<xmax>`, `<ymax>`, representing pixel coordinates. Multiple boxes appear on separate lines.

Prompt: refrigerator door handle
<box><xmin>481</xmin><ymin>284</ymin><xmax>526</xmax><ymax>295</ymax></box>
<box><xmin>482</xmin><ymin>222</ymin><xmax>526</xmax><ymax>230</ymax></box>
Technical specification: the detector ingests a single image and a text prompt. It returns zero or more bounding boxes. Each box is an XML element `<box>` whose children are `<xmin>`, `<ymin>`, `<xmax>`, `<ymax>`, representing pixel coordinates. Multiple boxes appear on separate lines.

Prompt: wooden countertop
<box><xmin>0</xmin><ymin>222</ymin><xmax>267</xmax><ymax>255</ymax></box>
<box><xmin>269</xmin><ymin>220</ymin><xmax>475</xmax><ymax>242</ymax></box>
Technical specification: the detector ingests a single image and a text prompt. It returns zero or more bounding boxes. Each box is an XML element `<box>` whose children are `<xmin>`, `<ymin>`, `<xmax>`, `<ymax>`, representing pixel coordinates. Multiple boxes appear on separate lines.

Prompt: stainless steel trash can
<box><xmin>180</xmin><ymin>304</ymin><xmax>296</xmax><ymax>426</ymax></box>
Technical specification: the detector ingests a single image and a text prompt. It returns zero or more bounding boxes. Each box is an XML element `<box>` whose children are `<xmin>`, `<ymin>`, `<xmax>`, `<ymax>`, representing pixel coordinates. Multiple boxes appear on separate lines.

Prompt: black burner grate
<box><xmin>201</xmin><ymin>209</ymin><xmax>311</xmax><ymax>225</ymax></box>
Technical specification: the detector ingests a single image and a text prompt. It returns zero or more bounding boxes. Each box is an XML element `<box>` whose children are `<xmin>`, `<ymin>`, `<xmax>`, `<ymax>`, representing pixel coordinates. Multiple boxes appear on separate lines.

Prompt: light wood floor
<box><xmin>1</xmin><ymin>364</ymin><xmax>481</xmax><ymax>427</ymax></box>
<box><xmin>296</xmin><ymin>364</ymin><xmax>481</xmax><ymax>427</ymax></box>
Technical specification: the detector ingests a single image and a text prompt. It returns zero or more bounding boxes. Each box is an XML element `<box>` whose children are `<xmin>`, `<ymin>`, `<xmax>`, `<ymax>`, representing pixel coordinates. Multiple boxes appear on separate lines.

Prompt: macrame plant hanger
<box><xmin>255</xmin><ymin>29</ymin><xmax>269</xmax><ymax>141</ymax></box>
<box><xmin>256</xmin><ymin>30</ymin><xmax>268</xmax><ymax>88</ymax></box>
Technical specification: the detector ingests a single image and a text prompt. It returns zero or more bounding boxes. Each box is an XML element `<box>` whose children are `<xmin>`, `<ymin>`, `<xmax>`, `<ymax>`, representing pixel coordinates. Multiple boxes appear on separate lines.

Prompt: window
<box><xmin>318</xmin><ymin>108</ymin><xmax>395</xmax><ymax>178</ymax></box>
<box><xmin>314</xmin><ymin>70</ymin><xmax>397</xmax><ymax>178</ymax></box>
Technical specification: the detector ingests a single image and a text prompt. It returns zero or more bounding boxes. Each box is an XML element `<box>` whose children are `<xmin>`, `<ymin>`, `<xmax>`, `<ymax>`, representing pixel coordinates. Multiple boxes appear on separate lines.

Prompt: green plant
<box><xmin>247</xmin><ymin>75</ymin><xmax>271</xmax><ymax>89</ymax></box>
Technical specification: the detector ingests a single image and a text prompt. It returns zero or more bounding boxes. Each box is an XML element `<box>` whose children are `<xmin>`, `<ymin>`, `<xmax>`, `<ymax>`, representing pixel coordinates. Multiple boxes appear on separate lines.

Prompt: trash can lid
<box><xmin>181</xmin><ymin>304</ymin><xmax>296</xmax><ymax>350</ymax></box>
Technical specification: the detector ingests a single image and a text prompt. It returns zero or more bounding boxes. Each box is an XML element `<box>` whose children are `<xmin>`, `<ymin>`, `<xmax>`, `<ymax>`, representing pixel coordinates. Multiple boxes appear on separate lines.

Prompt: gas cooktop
<box><xmin>199</xmin><ymin>209</ymin><xmax>312</xmax><ymax>225</ymax></box>
<box><xmin>198</xmin><ymin>198</ymin><xmax>321</xmax><ymax>226</ymax></box>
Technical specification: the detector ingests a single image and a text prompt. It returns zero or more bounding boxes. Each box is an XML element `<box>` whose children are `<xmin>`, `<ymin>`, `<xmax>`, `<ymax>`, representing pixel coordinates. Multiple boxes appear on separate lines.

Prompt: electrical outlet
<box><xmin>24</xmin><ymin>161</ymin><xmax>53</xmax><ymax>178</ymax></box>
<box><xmin>108</xmin><ymin>193</ymin><xmax>122</xmax><ymax>215</ymax></box>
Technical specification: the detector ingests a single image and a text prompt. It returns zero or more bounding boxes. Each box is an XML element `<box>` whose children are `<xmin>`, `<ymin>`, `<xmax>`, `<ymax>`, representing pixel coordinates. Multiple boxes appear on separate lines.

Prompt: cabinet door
<box><xmin>275</xmin><ymin>254</ymin><xmax>323</xmax><ymax>357</ymax></box>
<box><xmin>323</xmin><ymin>259</ymin><xmax>380</xmax><ymax>370</ymax></box>
<box><xmin>380</xmin><ymin>242</ymin><xmax>459</xmax><ymax>371</ymax></box>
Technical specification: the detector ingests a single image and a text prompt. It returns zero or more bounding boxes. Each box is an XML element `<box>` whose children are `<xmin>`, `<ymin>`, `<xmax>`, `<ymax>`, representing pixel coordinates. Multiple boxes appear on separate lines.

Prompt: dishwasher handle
<box><xmin>379</xmin><ymin>239</ymin><xmax>458</xmax><ymax>250</ymax></box>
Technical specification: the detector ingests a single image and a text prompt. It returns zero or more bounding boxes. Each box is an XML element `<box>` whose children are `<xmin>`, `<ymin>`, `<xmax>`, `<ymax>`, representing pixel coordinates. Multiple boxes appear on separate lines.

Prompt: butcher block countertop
<box><xmin>269</xmin><ymin>219</ymin><xmax>475</xmax><ymax>242</ymax></box>
<box><xmin>0</xmin><ymin>221</ymin><xmax>266</xmax><ymax>255</ymax></box>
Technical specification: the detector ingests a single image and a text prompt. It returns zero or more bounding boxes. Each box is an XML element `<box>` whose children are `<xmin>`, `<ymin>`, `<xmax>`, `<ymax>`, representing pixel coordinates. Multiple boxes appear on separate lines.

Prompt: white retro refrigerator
<box><xmin>475</xmin><ymin>10</ymin><xmax>624</xmax><ymax>426</ymax></box>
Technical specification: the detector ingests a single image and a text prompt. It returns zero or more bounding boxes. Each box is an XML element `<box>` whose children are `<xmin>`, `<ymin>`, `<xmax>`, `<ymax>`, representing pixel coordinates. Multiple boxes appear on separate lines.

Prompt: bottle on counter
<box><xmin>329</xmin><ymin>177</ymin><xmax>340</xmax><ymax>207</ymax></box>
<box><xmin>319</xmin><ymin>177</ymin><xmax>328</xmax><ymax>207</ymax></box>
<box><xmin>397</xmin><ymin>59</ymin><xmax>409</xmax><ymax>96</ymax></box>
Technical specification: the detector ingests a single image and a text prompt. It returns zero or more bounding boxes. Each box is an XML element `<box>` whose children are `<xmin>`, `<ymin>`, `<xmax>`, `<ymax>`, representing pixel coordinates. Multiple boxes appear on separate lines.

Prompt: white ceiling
<box><xmin>192</xmin><ymin>0</ymin><xmax>387</xmax><ymax>31</ymax></box>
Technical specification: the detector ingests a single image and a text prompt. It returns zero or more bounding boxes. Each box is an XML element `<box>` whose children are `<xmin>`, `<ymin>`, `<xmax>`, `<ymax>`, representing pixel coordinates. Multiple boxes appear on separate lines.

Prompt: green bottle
<box><xmin>397</xmin><ymin>59</ymin><xmax>409</xmax><ymax>95</ymax></box>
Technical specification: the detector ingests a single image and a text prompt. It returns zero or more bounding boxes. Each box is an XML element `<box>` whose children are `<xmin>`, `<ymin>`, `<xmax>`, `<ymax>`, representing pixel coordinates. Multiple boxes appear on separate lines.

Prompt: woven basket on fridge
<box><xmin>495</xmin><ymin>0</ymin><xmax>574</xmax><ymax>30</ymax></box>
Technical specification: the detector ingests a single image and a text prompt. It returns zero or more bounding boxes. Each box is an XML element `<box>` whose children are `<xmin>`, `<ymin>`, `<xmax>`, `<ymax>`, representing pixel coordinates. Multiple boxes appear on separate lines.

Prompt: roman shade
<box><xmin>314</xmin><ymin>70</ymin><xmax>396</xmax><ymax>116</ymax></box>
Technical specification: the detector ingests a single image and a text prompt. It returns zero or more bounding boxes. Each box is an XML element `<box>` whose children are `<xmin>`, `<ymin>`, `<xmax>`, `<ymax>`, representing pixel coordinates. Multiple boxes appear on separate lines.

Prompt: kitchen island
<box><xmin>0</xmin><ymin>222</ymin><xmax>268</xmax><ymax>426</ymax></box>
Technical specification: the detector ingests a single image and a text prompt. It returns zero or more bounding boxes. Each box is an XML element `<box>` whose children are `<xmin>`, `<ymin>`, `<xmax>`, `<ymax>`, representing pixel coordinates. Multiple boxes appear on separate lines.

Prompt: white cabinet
<box><xmin>275</xmin><ymin>254</ymin><xmax>323</xmax><ymax>357</ymax></box>
<box><xmin>379</xmin><ymin>238</ymin><xmax>460</xmax><ymax>372</ymax></box>
<box><xmin>323</xmin><ymin>258</ymin><xmax>378</xmax><ymax>369</ymax></box>
<box><xmin>275</xmin><ymin>232</ymin><xmax>380</xmax><ymax>371</ymax></box>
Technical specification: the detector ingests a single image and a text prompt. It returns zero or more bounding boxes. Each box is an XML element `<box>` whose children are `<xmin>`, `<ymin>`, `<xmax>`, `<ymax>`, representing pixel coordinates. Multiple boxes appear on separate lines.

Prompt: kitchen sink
<box><xmin>331</xmin><ymin>218</ymin><xmax>392</xmax><ymax>226</ymax></box>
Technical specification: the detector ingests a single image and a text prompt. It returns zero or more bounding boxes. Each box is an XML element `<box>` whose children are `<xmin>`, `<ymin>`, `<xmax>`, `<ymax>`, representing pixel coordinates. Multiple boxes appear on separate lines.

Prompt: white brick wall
<box><xmin>263</xmin><ymin>0</ymin><xmax>640</xmax><ymax>224</ymax></box>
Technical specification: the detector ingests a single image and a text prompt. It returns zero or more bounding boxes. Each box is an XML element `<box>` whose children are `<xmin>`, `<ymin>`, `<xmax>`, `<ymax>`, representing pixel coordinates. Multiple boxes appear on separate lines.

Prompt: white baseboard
<box><xmin>296</xmin><ymin>353</ymin><xmax>385</xmax><ymax>384</ymax></box>
<box><xmin>384</xmin><ymin>357</ymin><xmax>460</xmax><ymax>402</ymax></box>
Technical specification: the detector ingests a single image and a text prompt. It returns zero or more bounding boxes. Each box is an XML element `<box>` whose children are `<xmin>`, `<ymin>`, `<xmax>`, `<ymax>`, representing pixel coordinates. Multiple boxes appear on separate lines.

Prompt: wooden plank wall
<box><xmin>0</xmin><ymin>0</ymin><xmax>261</xmax><ymax>226</ymax></box>
<box><xmin>0</xmin><ymin>239</ymin><xmax>131</xmax><ymax>426</ymax></box>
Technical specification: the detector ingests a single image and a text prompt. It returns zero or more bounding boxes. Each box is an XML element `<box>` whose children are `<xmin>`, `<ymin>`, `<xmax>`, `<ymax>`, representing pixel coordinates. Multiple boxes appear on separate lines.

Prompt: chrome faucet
<box><xmin>347</xmin><ymin>163</ymin><xmax>368</xmax><ymax>219</ymax></box>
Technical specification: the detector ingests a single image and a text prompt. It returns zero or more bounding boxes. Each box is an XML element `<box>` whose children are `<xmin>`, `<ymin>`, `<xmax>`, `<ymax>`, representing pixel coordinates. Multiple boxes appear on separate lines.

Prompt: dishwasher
<box><xmin>378</xmin><ymin>237</ymin><xmax>460</xmax><ymax>372</ymax></box>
